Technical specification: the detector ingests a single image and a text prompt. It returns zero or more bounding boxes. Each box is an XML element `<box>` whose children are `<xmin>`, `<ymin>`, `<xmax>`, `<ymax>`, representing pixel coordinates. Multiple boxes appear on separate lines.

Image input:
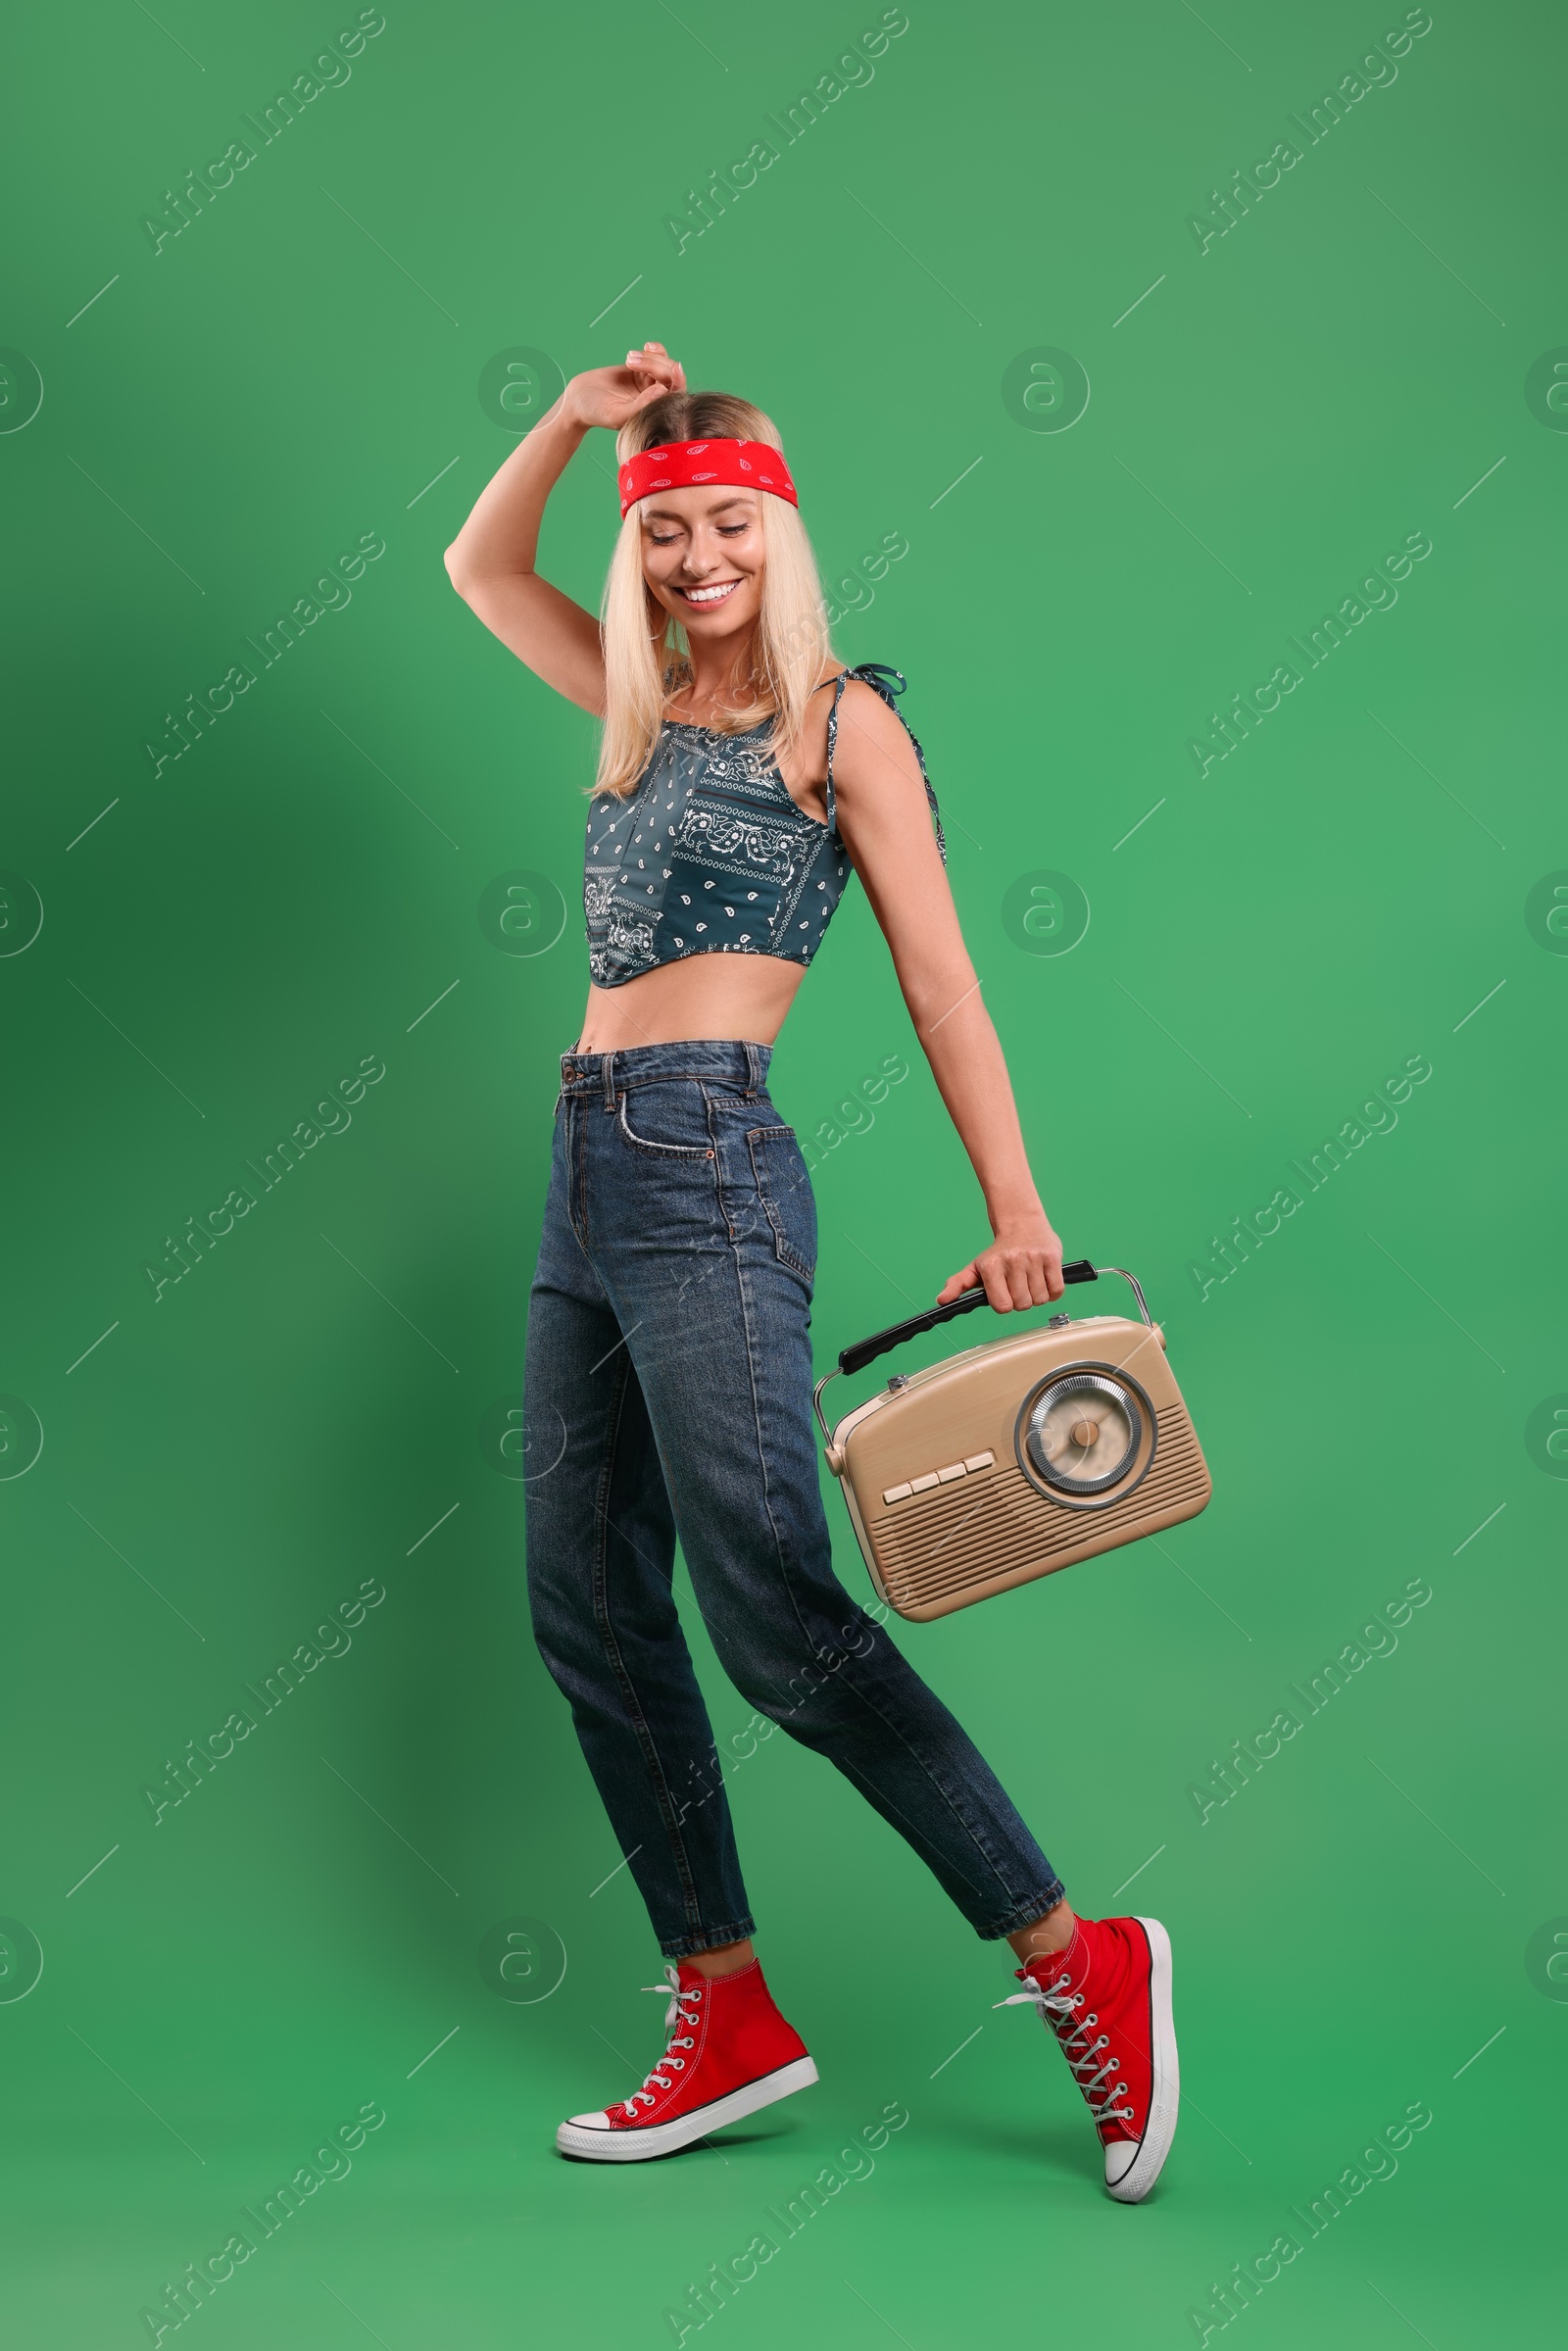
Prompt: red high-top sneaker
<box><xmin>556</xmin><ymin>1957</ymin><xmax>817</xmax><ymax>2162</ymax></box>
<box><xmin>997</xmin><ymin>1914</ymin><xmax>1179</xmax><ymax>2201</ymax></box>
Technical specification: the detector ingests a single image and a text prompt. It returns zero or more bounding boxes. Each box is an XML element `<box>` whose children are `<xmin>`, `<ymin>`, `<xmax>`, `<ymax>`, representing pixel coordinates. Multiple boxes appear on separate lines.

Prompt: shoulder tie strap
<box><xmin>823</xmin><ymin>663</ymin><xmax>947</xmax><ymax>864</ymax></box>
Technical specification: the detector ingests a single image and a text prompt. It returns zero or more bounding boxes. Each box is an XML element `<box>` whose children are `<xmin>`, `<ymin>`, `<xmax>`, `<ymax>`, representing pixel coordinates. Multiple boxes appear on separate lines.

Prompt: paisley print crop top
<box><xmin>584</xmin><ymin>662</ymin><xmax>945</xmax><ymax>989</ymax></box>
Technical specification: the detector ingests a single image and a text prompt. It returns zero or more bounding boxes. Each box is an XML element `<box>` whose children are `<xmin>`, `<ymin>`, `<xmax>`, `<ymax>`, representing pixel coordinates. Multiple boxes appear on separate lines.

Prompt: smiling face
<box><xmin>638</xmin><ymin>484</ymin><xmax>765</xmax><ymax>651</ymax></box>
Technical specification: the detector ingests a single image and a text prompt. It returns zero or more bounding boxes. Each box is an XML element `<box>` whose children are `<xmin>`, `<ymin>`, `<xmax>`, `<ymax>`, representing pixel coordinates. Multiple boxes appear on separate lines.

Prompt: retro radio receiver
<box><xmin>814</xmin><ymin>1261</ymin><xmax>1211</xmax><ymax>1623</ymax></box>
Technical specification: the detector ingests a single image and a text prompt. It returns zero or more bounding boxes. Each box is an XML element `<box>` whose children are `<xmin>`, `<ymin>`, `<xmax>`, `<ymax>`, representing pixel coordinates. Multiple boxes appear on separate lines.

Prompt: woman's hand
<box><xmin>938</xmin><ymin>1211</ymin><xmax>1065</xmax><ymax>1313</ymax></box>
<box><xmin>562</xmin><ymin>341</ymin><xmax>687</xmax><ymax>433</ymax></box>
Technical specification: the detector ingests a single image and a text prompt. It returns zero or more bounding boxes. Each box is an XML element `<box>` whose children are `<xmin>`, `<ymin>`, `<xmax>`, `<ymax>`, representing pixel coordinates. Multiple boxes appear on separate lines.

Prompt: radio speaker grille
<box><xmin>873</xmin><ymin>1409</ymin><xmax>1210</xmax><ymax>1613</ymax></box>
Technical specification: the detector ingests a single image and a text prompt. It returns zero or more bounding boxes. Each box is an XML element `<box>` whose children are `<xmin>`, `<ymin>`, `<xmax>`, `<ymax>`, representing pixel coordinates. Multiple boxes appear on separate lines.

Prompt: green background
<box><xmin>2</xmin><ymin>0</ymin><xmax>1559</xmax><ymax>2342</ymax></box>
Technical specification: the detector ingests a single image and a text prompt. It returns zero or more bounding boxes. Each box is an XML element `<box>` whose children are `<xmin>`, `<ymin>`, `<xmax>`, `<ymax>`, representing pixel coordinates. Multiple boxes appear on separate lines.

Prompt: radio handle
<box><xmin>836</xmin><ymin>1258</ymin><xmax>1101</xmax><ymax>1380</ymax></box>
<box><xmin>814</xmin><ymin>1262</ymin><xmax>1153</xmax><ymax>1455</ymax></box>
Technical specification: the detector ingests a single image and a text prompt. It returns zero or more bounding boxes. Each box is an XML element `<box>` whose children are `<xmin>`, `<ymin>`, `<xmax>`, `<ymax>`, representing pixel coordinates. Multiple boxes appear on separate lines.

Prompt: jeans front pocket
<box><xmin>615</xmin><ymin>1082</ymin><xmax>713</xmax><ymax>1158</ymax></box>
<box><xmin>747</xmin><ymin>1124</ymin><xmax>817</xmax><ymax>1281</ymax></box>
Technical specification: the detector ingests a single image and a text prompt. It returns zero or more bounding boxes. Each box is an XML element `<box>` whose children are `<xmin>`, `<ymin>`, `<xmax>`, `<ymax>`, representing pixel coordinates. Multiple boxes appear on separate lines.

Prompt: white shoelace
<box><xmin>996</xmin><ymin>1963</ymin><xmax>1136</xmax><ymax>2130</ymax></box>
<box><xmin>619</xmin><ymin>1964</ymin><xmax>704</xmax><ymax>2117</ymax></box>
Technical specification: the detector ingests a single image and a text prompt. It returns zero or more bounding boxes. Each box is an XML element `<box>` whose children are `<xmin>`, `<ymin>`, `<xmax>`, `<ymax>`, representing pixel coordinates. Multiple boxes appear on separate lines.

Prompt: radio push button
<box><xmin>884</xmin><ymin>1449</ymin><xmax>996</xmax><ymax>1506</ymax></box>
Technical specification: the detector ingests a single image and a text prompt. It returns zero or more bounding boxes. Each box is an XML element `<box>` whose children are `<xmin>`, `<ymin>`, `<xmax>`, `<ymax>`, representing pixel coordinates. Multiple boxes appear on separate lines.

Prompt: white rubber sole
<box><xmin>555</xmin><ymin>2054</ymin><xmax>818</xmax><ymax>2162</ymax></box>
<box><xmin>1105</xmin><ymin>1916</ymin><xmax>1179</xmax><ymax>2203</ymax></box>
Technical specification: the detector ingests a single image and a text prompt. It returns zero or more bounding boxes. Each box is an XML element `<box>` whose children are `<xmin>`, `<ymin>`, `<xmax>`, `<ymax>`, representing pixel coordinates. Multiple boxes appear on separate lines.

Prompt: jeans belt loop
<box><xmin>601</xmin><ymin>1051</ymin><xmax>616</xmax><ymax>1110</ymax></box>
<box><xmin>744</xmin><ymin>1041</ymin><xmax>762</xmax><ymax>1096</ymax></box>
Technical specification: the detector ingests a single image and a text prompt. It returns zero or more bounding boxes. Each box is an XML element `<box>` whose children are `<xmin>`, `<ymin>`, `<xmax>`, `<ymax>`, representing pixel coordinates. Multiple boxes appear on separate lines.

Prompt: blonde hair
<box><xmin>594</xmin><ymin>391</ymin><xmax>836</xmax><ymax>798</ymax></box>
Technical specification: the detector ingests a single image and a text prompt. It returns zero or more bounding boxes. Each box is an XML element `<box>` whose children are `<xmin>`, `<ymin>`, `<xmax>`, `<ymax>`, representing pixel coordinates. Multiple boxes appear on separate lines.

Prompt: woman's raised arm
<box><xmin>443</xmin><ymin>342</ymin><xmax>686</xmax><ymax>714</ymax></box>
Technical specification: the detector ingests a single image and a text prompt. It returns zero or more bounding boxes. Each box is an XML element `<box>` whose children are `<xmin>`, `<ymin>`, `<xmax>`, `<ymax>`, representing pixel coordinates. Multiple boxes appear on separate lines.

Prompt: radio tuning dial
<box><xmin>1020</xmin><ymin>1369</ymin><xmax>1146</xmax><ymax>1500</ymax></box>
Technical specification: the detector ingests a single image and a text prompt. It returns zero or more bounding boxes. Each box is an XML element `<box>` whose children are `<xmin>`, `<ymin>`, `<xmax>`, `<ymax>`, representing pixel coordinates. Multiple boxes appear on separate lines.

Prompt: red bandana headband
<box><xmin>618</xmin><ymin>438</ymin><xmax>798</xmax><ymax>520</ymax></box>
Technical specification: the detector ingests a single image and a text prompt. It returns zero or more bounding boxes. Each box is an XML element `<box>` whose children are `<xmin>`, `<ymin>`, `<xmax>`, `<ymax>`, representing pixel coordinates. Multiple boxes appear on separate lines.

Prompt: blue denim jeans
<box><xmin>523</xmin><ymin>1039</ymin><xmax>1065</xmax><ymax>1958</ymax></box>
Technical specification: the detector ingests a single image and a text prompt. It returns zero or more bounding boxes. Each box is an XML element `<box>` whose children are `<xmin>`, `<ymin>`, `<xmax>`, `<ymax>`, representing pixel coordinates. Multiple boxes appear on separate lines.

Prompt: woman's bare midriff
<box><xmin>573</xmin><ymin>955</ymin><xmax>808</xmax><ymax>1053</ymax></box>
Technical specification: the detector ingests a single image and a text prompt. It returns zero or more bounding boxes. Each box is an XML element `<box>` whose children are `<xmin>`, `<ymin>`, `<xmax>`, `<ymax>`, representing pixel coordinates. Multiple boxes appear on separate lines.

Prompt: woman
<box><xmin>444</xmin><ymin>343</ymin><xmax>1177</xmax><ymax>2200</ymax></box>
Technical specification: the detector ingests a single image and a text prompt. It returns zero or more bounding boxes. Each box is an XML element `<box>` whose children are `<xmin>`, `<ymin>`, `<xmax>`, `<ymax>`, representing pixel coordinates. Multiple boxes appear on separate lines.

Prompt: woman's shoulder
<box><xmin>824</xmin><ymin>671</ymin><xmax>922</xmax><ymax>781</ymax></box>
<box><xmin>819</xmin><ymin>662</ymin><xmax>912</xmax><ymax>725</ymax></box>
